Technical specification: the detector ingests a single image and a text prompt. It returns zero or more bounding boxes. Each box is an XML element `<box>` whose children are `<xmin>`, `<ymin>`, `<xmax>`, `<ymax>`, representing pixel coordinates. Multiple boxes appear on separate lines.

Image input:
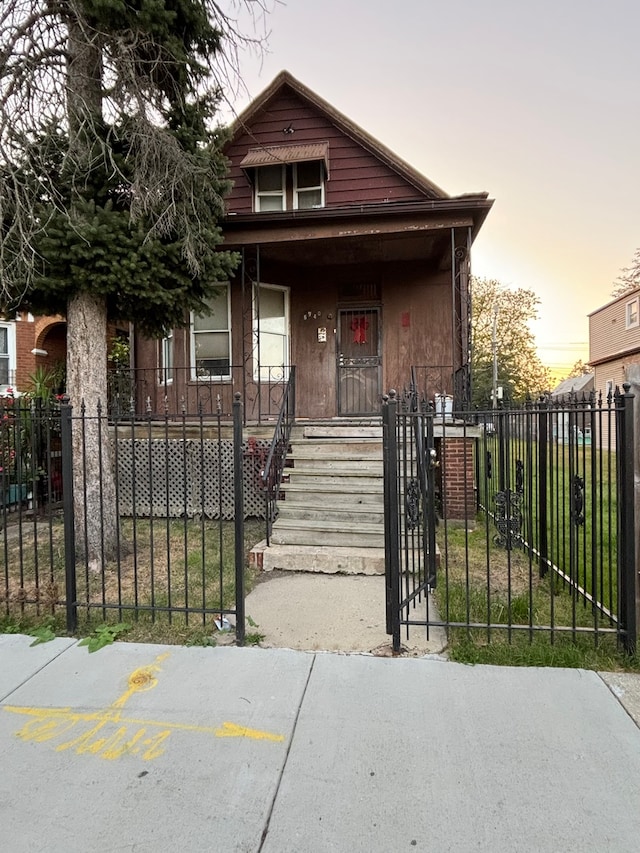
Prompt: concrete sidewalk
<box><xmin>1</xmin><ymin>634</ymin><xmax>640</xmax><ymax>852</ymax></box>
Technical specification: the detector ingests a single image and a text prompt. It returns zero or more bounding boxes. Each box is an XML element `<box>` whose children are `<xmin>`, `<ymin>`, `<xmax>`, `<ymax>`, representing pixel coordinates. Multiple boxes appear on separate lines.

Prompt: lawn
<box><xmin>437</xmin><ymin>523</ymin><xmax>640</xmax><ymax>671</ymax></box>
<box><xmin>0</xmin><ymin>515</ymin><xmax>265</xmax><ymax>645</ymax></box>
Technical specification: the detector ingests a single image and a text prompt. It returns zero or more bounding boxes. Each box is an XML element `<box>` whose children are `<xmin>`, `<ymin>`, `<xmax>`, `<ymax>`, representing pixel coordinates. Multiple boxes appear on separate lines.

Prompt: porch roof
<box><xmin>222</xmin><ymin>195</ymin><xmax>493</xmax><ymax>267</ymax></box>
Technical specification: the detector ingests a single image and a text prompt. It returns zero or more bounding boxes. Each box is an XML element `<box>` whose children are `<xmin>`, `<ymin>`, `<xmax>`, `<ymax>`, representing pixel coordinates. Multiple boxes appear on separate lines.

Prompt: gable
<box><xmin>224</xmin><ymin>77</ymin><xmax>445</xmax><ymax>215</ymax></box>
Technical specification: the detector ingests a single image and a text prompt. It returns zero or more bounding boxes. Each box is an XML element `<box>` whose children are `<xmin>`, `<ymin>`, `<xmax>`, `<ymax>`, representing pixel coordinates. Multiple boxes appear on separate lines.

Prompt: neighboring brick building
<box><xmin>1</xmin><ymin>313</ymin><xmax>66</xmax><ymax>393</ymax></box>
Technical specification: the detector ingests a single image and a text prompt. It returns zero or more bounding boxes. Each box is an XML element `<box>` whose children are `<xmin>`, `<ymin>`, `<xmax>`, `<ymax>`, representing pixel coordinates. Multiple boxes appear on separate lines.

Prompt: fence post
<box><xmin>233</xmin><ymin>393</ymin><xmax>246</xmax><ymax>646</ymax></box>
<box><xmin>383</xmin><ymin>390</ymin><xmax>401</xmax><ymax>651</ymax></box>
<box><xmin>537</xmin><ymin>397</ymin><xmax>549</xmax><ymax>578</ymax></box>
<box><xmin>617</xmin><ymin>384</ymin><xmax>638</xmax><ymax>654</ymax></box>
<box><xmin>60</xmin><ymin>397</ymin><xmax>77</xmax><ymax>633</ymax></box>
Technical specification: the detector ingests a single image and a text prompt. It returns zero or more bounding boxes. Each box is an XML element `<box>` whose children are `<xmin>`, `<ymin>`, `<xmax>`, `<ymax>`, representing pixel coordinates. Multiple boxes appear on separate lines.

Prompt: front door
<box><xmin>336</xmin><ymin>308</ymin><xmax>382</xmax><ymax>415</ymax></box>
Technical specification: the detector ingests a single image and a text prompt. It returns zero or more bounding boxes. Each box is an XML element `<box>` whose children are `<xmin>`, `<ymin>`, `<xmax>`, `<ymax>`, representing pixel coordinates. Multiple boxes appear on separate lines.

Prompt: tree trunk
<box><xmin>64</xmin><ymin>13</ymin><xmax>118</xmax><ymax>565</ymax></box>
<box><xmin>67</xmin><ymin>290</ymin><xmax>118</xmax><ymax>564</ymax></box>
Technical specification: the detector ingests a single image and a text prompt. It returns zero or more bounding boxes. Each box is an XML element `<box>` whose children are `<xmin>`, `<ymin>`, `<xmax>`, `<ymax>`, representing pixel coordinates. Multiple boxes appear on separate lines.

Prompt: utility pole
<box><xmin>492</xmin><ymin>304</ymin><xmax>498</xmax><ymax>409</ymax></box>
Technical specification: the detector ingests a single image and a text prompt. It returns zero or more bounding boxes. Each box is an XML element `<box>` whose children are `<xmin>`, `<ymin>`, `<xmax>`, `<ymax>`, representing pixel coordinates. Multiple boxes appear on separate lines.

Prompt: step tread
<box><xmin>282</xmin><ymin>482</ymin><xmax>383</xmax><ymax>494</ymax></box>
<box><xmin>272</xmin><ymin>518</ymin><xmax>384</xmax><ymax>532</ymax></box>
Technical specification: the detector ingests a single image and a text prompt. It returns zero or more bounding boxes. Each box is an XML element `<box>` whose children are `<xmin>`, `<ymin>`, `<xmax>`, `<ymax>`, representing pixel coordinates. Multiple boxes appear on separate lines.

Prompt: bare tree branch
<box><xmin>0</xmin><ymin>0</ymin><xmax>273</xmax><ymax>304</ymax></box>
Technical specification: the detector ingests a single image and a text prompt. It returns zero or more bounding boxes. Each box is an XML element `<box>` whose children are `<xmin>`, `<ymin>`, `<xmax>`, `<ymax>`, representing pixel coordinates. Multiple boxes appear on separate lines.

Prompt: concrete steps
<box><xmin>259</xmin><ymin>419</ymin><xmax>386</xmax><ymax>572</ymax></box>
<box><xmin>252</xmin><ymin>543</ymin><xmax>386</xmax><ymax>575</ymax></box>
<box><xmin>270</xmin><ymin>518</ymin><xmax>385</xmax><ymax>549</ymax></box>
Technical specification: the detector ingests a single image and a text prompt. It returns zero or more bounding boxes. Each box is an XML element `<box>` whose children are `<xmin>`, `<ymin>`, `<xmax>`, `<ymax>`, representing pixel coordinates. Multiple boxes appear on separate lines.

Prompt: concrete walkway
<box><xmin>244</xmin><ymin>571</ymin><xmax>446</xmax><ymax>655</ymax></box>
<box><xmin>1</xmin><ymin>634</ymin><xmax>640</xmax><ymax>852</ymax></box>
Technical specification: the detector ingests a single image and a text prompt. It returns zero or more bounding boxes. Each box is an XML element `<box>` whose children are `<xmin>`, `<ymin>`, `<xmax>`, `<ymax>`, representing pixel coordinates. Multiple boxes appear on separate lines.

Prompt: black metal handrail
<box><xmin>261</xmin><ymin>367</ymin><xmax>296</xmax><ymax>544</ymax></box>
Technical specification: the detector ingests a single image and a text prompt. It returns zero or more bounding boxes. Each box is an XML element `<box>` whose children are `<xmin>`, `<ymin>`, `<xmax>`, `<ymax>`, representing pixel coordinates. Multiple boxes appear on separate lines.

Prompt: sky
<box><xmin>222</xmin><ymin>0</ymin><xmax>640</xmax><ymax>381</ymax></box>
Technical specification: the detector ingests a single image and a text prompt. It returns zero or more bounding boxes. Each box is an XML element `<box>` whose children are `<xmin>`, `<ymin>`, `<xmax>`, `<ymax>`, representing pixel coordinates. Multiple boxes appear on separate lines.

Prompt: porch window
<box><xmin>255</xmin><ymin>165</ymin><xmax>285</xmax><ymax>212</ymax></box>
<box><xmin>294</xmin><ymin>161</ymin><xmax>324</xmax><ymax>209</ymax></box>
<box><xmin>191</xmin><ymin>285</ymin><xmax>231</xmax><ymax>379</ymax></box>
<box><xmin>253</xmin><ymin>284</ymin><xmax>289</xmax><ymax>381</ymax></box>
<box><xmin>625</xmin><ymin>297</ymin><xmax>639</xmax><ymax>329</ymax></box>
<box><xmin>0</xmin><ymin>323</ymin><xmax>15</xmax><ymax>387</ymax></box>
<box><xmin>159</xmin><ymin>330</ymin><xmax>173</xmax><ymax>384</ymax></box>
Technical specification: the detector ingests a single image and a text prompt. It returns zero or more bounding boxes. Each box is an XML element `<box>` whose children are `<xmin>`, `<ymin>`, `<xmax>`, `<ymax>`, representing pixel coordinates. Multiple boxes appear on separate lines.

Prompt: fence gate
<box><xmin>382</xmin><ymin>390</ymin><xmax>438</xmax><ymax>652</ymax></box>
<box><xmin>383</xmin><ymin>385</ymin><xmax>638</xmax><ymax>656</ymax></box>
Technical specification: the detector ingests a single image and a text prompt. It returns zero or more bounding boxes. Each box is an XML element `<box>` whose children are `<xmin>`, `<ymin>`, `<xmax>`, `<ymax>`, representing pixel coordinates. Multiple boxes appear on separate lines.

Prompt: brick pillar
<box><xmin>441</xmin><ymin>436</ymin><xmax>476</xmax><ymax>523</ymax></box>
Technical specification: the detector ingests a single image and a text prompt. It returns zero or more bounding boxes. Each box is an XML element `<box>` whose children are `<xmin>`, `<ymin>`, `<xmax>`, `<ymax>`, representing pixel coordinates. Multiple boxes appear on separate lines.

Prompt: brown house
<box><xmin>133</xmin><ymin>71</ymin><xmax>493</xmax><ymax>420</ymax></box>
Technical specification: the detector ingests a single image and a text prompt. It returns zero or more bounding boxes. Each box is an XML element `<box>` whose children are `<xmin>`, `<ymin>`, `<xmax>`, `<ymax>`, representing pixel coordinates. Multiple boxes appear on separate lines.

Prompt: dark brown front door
<box><xmin>336</xmin><ymin>308</ymin><xmax>382</xmax><ymax>415</ymax></box>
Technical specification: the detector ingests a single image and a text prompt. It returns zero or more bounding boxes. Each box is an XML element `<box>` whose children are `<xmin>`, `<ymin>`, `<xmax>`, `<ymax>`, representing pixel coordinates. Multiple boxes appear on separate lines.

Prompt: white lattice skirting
<box><xmin>115</xmin><ymin>439</ymin><xmax>269</xmax><ymax>519</ymax></box>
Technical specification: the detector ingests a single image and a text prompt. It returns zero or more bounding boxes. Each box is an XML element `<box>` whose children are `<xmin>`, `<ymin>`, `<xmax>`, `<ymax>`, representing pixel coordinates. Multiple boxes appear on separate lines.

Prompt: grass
<box><xmin>0</xmin><ymin>516</ymin><xmax>265</xmax><ymax>645</ymax></box>
<box><xmin>476</xmin><ymin>437</ymin><xmax>619</xmax><ymax>609</ymax></box>
<box><xmin>437</xmin><ymin>523</ymin><xmax>640</xmax><ymax>672</ymax></box>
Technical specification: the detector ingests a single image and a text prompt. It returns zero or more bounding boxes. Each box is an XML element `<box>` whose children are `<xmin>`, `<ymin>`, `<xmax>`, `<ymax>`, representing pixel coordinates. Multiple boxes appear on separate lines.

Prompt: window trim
<box><xmin>190</xmin><ymin>285</ymin><xmax>232</xmax><ymax>381</ymax></box>
<box><xmin>252</xmin><ymin>283</ymin><xmax>290</xmax><ymax>382</ymax></box>
<box><xmin>158</xmin><ymin>330</ymin><xmax>173</xmax><ymax>385</ymax></box>
<box><xmin>625</xmin><ymin>297</ymin><xmax>639</xmax><ymax>329</ymax></box>
<box><xmin>0</xmin><ymin>321</ymin><xmax>16</xmax><ymax>389</ymax></box>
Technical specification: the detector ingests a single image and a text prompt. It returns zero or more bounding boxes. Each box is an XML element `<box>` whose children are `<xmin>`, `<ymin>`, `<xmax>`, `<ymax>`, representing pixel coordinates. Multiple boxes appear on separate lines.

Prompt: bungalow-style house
<box><xmin>589</xmin><ymin>287</ymin><xmax>640</xmax><ymax>448</ymax></box>
<box><xmin>132</xmin><ymin>71</ymin><xmax>493</xmax><ymax>420</ymax></box>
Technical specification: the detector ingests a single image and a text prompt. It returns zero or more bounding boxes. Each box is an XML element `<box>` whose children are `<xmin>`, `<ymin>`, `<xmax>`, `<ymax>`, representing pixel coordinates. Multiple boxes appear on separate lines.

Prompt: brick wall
<box><xmin>14</xmin><ymin>313</ymin><xmax>37</xmax><ymax>390</ymax></box>
<box><xmin>13</xmin><ymin>314</ymin><xmax>67</xmax><ymax>392</ymax></box>
<box><xmin>441</xmin><ymin>436</ymin><xmax>476</xmax><ymax>523</ymax></box>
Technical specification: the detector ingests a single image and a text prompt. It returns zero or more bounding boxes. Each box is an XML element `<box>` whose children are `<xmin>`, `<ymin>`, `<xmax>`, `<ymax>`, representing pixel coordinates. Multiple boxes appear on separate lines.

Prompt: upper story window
<box><xmin>255</xmin><ymin>165</ymin><xmax>285</xmax><ymax>212</ymax></box>
<box><xmin>625</xmin><ymin>297</ymin><xmax>639</xmax><ymax>329</ymax></box>
<box><xmin>294</xmin><ymin>161</ymin><xmax>324</xmax><ymax>209</ymax></box>
<box><xmin>241</xmin><ymin>142</ymin><xmax>329</xmax><ymax>214</ymax></box>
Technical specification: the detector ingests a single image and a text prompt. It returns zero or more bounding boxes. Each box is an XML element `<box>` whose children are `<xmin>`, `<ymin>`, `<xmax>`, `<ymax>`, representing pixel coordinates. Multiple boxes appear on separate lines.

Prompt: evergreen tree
<box><xmin>0</xmin><ymin>1</ymin><xmax>270</xmax><ymax>560</ymax></box>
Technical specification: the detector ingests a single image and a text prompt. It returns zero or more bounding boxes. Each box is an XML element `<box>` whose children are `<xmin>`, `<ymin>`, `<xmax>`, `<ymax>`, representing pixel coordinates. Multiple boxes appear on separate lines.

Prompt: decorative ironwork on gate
<box><xmin>382</xmin><ymin>385</ymin><xmax>438</xmax><ymax>652</ymax></box>
<box><xmin>383</xmin><ymin>380</ymin><xmax>638</xmax><ymax>655</ymax></box>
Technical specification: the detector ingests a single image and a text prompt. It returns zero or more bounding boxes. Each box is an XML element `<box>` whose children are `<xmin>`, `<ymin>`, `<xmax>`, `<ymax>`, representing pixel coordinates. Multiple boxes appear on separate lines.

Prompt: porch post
<box><xmin>450</xmin><ymin>227</ymin><xmax>472</xmax><ymax>410</ymax></box>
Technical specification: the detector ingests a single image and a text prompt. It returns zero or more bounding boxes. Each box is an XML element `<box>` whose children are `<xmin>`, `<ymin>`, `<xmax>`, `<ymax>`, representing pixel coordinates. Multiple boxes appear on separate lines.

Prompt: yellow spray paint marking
<box><xmin>215</xmin><ymin>721</ymin><xmax>284</xmax><ymax>742</ymax></box>
<box><xmin>2</xmin><ymin>651</ymin><xmax>284</xmax><ymax>761</ymax></box>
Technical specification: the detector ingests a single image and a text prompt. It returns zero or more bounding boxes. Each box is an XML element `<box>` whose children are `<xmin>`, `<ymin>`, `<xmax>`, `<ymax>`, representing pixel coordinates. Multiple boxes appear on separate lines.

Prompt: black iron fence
<box><xmin>1</xmin><ymin>396</ymin><xmax>251</xmax><ymax>642</ymax></box>
<box><xmin>383</xmin><ymin>387</ymin><xmax>638</xmax><ymax>654</ymax></box>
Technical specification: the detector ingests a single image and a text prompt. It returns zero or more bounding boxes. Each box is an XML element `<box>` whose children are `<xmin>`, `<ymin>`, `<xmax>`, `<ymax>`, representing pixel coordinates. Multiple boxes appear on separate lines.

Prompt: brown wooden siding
<box><xmin>132</xmin><ymin>261</ymin><xmax>453</xmax><ymax>420</ymax></box>
<box><xmin>589</xmin><ymin>291</ymin><xmax>640</xmax><ymax>364</ymax></box>
<box><xmin>382</xmin><ymin>267</ymin><xmax>452</xmax><ymax>396</ymax></box>
<box><xmin>225</xmin><ymin>89</ymin><xmax>427</xmax><ymax>215</ymax></box>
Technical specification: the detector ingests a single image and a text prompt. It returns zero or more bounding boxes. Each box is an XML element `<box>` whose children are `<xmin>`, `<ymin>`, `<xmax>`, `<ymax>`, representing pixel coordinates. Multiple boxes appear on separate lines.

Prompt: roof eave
<box><xmin>223</xmin><ymin>195</ymin><xmax>494</xmax><ymax>241</ymax></box>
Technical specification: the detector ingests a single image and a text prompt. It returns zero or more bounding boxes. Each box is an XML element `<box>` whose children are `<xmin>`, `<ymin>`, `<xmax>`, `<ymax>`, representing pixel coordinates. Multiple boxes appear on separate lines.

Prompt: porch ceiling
<box><xmin>222</xmin><ymin>197</ymin><xmax>492</xmax><ymax>269</ymax></box>
<box><xmin>230</xmin><ymin>228</ymin><xmax>452</xmax><ymax>267</ymax></box>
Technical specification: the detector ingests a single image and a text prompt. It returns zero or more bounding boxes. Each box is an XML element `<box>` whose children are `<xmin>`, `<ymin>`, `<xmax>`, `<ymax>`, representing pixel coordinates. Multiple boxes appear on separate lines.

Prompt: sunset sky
<box><xmin>224</xmin><ymin>0</ymin><xmax>639</xmax><ymax>381</ymax></box>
